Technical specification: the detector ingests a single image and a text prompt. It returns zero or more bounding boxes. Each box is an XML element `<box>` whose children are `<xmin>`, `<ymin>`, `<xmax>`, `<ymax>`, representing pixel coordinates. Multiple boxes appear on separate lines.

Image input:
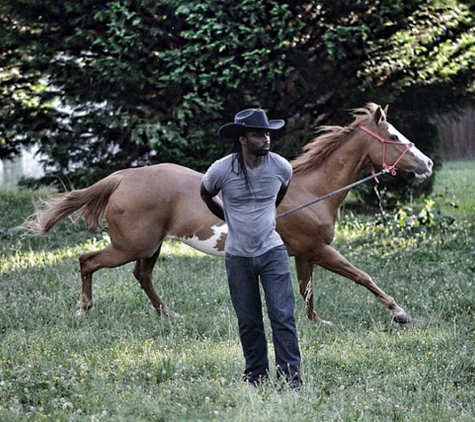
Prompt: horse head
<box><xmin>358</xmin><ymin>103</ymin><xmax>433</xmax><ymax>180</ymax></box>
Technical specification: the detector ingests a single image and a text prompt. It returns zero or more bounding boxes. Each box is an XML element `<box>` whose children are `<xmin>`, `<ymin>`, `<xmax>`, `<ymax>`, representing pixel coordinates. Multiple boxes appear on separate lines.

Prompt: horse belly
<box><xmin>167</xmin><ymin>223</ymin><xmax>227</xmax><ymax>257</ymax></box>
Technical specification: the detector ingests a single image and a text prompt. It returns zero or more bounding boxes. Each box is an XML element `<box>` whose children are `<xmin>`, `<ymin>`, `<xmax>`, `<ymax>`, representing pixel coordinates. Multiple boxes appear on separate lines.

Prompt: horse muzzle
<box><xmin>413</xmin><ymin>158</ymin><xmax>434</xmax><ymax>181</ymax></box>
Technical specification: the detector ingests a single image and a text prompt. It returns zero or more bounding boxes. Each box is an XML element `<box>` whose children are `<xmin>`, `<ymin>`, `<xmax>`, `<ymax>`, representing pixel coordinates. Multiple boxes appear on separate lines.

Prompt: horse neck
<box><xmin>293</xmin><ymin>131</ymin><xmax>370</xmax><ymax>204</ymax></box>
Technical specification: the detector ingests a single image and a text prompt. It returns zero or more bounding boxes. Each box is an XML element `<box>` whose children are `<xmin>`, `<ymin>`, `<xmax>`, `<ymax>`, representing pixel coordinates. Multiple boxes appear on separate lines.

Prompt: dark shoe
<box><xmin>242</xmin><ymin>373</ymin><xmax>269</xmax><ymax>387</ymax></box>
<box><xmin>277</xmin><ymin>375</ymin><xmax>303</xmax><ymax>392</ymax></box>
<box><xmin>288</xmin><ymin>376</ymin><xmax>303</xmax><ymax>392</ymax></box>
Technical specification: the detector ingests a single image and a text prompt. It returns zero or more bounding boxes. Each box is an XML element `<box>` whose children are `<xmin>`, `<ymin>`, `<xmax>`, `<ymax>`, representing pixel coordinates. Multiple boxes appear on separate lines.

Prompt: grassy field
<box><xmin>1</xmin><ymin>161</ymin><xmax>475</xmax><ymax>421</ymax></box>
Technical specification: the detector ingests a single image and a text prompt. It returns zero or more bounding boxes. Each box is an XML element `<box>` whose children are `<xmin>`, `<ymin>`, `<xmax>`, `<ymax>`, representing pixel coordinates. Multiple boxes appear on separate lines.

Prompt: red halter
<box><xmin>359</xmin><ymin>125</ymin><xmax>414</xmax><ymax>178</ymax></box>
<box><xmin>276</xmin><ymin>125</ymin><xmax>412</xmax><ymax>219</ymax></box>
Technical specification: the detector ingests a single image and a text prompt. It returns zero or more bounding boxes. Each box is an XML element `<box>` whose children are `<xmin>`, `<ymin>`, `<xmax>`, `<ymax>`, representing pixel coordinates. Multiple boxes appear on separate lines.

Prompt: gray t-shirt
<box><xmin>202</xmin><ymin>152</ymin><xmax>292</xmax><ymax>257</ymax></box>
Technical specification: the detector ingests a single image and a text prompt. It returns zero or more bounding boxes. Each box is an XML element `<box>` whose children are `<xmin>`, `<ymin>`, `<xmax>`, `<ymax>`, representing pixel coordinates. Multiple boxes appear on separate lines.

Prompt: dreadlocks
<box><xmin>230</xmin><ymin>138</ymin><xmax>255</xmax><ymax>193</ymax></box>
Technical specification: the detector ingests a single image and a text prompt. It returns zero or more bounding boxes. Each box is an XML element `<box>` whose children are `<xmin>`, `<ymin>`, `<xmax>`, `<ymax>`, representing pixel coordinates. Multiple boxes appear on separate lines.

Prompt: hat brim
<box><xmin>218</xmin><ymin>120</ymin><xmax>285</xmax><ymax>139</ymax></box>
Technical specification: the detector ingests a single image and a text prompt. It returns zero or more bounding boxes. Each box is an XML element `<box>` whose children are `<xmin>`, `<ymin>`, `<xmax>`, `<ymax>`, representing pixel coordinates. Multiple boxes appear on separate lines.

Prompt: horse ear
<box><xmin>383</xmin><ymin>104</ymin><xmax>389</xmax><ymax>116</ymax></box>
<box><xmin>374</xmin><ymin>105</ymin><xmax>386</xmax><ymax>125</ymax></box>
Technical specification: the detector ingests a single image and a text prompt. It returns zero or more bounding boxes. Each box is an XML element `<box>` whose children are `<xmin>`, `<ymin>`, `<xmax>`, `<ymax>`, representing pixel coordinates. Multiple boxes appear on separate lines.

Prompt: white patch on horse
<box><xmin>168</xmin><ymin>224</ymin><xmax>227</xmax><ymax>257</ymax></box>
<box><xmin>387</xmin><ymin>123</ymin><xmax>411</xmax><ymax>145</ymax></box>
<box><xmin>388</xmin><ymin>122</ymin><xmax>430</xmax><ymax>163</ymax></box>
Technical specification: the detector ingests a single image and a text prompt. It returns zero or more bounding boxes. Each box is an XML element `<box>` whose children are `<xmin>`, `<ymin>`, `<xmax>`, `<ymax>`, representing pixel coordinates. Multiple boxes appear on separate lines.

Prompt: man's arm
<box><xmin>275</xmin><ymin>181</ymin><xmax>290</xmax><ymax>208</ymax></box>
<box><xmin>200</xmin><ymin>182</ymin><xmax>225</xmax><ymax>221</ymax></box>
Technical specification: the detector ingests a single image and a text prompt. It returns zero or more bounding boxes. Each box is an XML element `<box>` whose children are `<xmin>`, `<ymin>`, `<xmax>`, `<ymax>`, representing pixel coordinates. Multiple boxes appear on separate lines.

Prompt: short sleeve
<box><xmin>202</xmin><ymin>157</ymin><xmax>228</xmax><ymax>195</ymax></box>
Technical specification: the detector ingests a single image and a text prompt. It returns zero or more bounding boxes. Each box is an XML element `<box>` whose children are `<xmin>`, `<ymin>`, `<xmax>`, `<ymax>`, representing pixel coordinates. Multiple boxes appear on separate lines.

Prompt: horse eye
<box><xmin>389</xmin><ymin>134</ymin><xmax>399</xmax><ymax>140</ymax></box>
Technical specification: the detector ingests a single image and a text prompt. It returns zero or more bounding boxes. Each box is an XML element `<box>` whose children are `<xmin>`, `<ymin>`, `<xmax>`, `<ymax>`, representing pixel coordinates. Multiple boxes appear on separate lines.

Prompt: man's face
<box><xmin>243</xmin><ymin>130</ymin><xmax>271</xmax><ymax>156</ymax></box>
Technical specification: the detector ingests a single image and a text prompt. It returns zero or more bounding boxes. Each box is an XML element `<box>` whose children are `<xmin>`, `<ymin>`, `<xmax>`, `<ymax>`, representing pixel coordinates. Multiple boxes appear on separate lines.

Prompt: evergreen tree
<box><xmin>1</xmin><ymin>0</ymin><xmax>474</xmax><ymax>200</ymax></box>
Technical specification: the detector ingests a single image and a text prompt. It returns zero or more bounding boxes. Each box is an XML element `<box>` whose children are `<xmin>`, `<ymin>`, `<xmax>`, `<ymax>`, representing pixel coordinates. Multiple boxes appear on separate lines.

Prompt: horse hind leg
<box><xmin>132</xmin><ymin>244</ymin><xmax>182</xmax><ymax>318</ymax></box>
<box><xmin>77</xmin><ymin>246</ymin><xmax>135</xmax><ymax>317</ymax></box>
<box><xmin>295</xmin><ymin>256</ymin><xmax>333</xmax><ymax>325</ymax></box>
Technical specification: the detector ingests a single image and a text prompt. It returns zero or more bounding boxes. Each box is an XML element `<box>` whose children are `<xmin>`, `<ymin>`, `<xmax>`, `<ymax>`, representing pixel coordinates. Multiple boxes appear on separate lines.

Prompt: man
<box><xmin>200</xmin><ymin>108</ymin><xmax>302</xmax><ymax>389</ymax></box>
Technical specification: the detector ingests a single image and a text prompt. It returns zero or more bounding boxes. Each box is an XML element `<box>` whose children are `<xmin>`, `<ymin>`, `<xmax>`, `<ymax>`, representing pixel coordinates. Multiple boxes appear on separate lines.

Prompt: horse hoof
<box><xmin>392</xmin><ymin>313</ymin><xmax>411</xmax><ymax>324</ymax></box>
<box><xmin>309</xmin><ymin>313</ymin><xmax>334</xmax><ymax>325</ymax></box>
<box><xmin>159</xmin><ymin>307</ymin><xmax>183</xmax><ymax>319</ymax></box>
<box><xmin>167</xmin><ymin>310</ymin><xmax>184</xmax><ymax>319</ymax></box>
<box><xmin>75</xmin><ymin>309</ymin><xmax>87</xmax><ymax>318</ymax></box>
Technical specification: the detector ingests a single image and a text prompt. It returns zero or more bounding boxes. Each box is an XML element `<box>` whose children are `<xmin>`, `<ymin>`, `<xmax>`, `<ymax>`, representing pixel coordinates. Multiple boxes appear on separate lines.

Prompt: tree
<box><xmin>1</xmin><ymin>0</ymin><xmax>474</xmax><ymax>196</ymax></box>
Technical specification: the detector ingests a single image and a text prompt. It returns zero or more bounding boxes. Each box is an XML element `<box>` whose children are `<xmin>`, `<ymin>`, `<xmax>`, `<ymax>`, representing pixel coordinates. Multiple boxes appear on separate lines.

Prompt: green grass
<box><xmin>1</xmin><ymin>161</ymin><xmax>475</xmax><ymax>421</ymax></box>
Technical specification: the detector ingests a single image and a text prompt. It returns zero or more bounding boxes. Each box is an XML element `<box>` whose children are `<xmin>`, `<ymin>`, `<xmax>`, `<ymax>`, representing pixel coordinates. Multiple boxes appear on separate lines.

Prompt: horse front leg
<box><xmin>295</xmin><ymin>256</ymin><xmax>316</xmax><ymax>321</ymax></box>
<box><xmin>314</xmin><ymin>245</ymin><xmax>411</xmax><ymax>324</ymax></box>
<box><xmin>295</xmin><ymin>256</ymin><xmax>333</xmax><ymax>324</ymax></box>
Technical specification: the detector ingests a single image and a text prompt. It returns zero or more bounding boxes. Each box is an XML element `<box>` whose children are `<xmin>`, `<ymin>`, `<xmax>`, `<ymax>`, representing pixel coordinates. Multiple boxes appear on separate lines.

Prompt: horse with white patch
<box><xmin>22</xmin><ymin>104</ymin><xmax>433</xmax><ymax>324</ymax></box>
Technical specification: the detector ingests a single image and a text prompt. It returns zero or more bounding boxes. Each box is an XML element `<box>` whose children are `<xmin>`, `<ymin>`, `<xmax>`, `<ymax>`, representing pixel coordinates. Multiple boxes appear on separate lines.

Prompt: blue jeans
<box><xmin>225</xmin><ymin>245</ymin><xmax>301</xmax><ymax>384</ymax></box>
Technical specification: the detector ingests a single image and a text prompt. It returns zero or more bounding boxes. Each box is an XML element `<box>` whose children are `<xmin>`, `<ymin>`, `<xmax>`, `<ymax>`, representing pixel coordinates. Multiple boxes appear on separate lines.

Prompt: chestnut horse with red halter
<box><xmin>23</xmin><ymin>103</ymin><xmax>433</xmax><ymax>324</ymax></box>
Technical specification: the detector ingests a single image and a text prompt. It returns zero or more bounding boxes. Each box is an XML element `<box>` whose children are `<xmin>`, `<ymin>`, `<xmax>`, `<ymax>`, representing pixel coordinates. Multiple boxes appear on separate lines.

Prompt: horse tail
<box><xmin>21</xmin><ymin>170</ymin><xmax>128</xmax><ymax>235</ymax></box>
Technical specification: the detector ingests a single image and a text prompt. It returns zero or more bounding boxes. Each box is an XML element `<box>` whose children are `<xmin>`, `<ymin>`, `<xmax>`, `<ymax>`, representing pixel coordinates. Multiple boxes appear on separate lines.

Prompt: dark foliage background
<box><xmin>1</xmin><ymin>0</ymin><xmax>474</xmax><ymax>203</ymax></box>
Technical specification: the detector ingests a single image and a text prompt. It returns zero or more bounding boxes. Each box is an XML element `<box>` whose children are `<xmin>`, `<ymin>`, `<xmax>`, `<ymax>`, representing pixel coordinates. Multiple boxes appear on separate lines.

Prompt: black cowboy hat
<box><xmin>218</xmin><ymin>108</ymin><xmax>285</xmax><ymax>139</ymax></box>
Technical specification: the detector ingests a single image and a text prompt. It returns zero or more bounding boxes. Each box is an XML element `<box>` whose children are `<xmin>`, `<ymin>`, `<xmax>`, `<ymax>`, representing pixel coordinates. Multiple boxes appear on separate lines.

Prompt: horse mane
<box><xmin>291</xmin><ymin>103</ymin><xmax>381</xmax><ymax>174</ymax></box>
